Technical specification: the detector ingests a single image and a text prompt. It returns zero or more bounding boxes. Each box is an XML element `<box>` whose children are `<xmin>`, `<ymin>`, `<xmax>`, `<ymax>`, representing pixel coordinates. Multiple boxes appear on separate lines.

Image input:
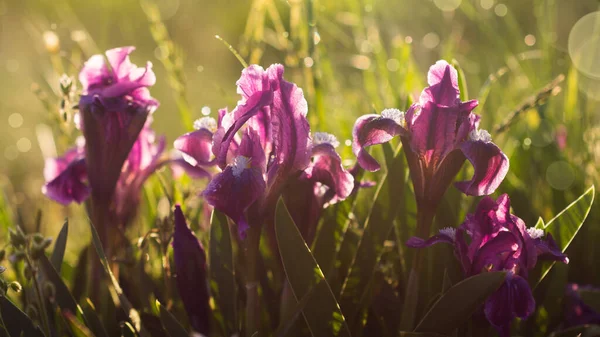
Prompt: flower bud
<box><xmin>9</xmin><ymin>281</ymin><xmax>22</xmax><ymax>293</ymax></box>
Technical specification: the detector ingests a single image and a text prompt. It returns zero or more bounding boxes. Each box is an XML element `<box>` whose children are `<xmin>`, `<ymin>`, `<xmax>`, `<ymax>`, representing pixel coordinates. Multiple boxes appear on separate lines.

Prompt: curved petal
<box><xmin>42</xmin><ymin>158</ymin><xmax>90</xmax><ymax>205</ymax></box>
<box><xmin>470</xmin><ymin>231</ymin><xmax>518</xmax><ymax>274</ymax></box>
<box><xmin>266</xmin><ymin>64</ymin><xmax>311</xmax><ymax>176</ymax></box>
<box><xmin>212</xmin><ymin>90</ymin><xmax>273</xmax><ymax>169</ymax></box>
<box><xmin>202</xmin><ymin>165</ymin><xmax>266</xmax><ymax>238</ymax></box>
<box><xmin>172</xmin><ymin>205</ymin><xmax>211</xmax><ymax>335</ymax></box>
<box><xmin>79</xmin><ymin>54</ymin><xmax>112</xmax><ymax>91</ymax></box>
<box><xmin>174</xmin><ymin>129</ymin><xmax>214</xmax><ymax>166</ymax></box>
<box><xmin>406</xmin><ymin>233</ymin><xmax>454</xmax><ymax>248</ymax></box>
<box><xmin>534</xmin><ymin>233</ymin><xmax>569</xmax><ymax>264</ymax></box>
<box><xmin>485</xmin><ymin>274</ymin><xmax>535</xmax><ymax>337</ymax></box>
<box><xmin>306</xmin><ymin>143</ymin><xmax>354</xmax><ymax>200</ymax></box>
<box><xmin>455</xmin><ymin>140</ymin><xmax>509</xmax><ymax>196</ymax></box>
<box><xmin>352</xmin><ymin>114</ymin><xmax>405</xmax><ymax>171</ymax></box>
<box><xmin>421</xmin><ymin>60</ymin><xmax>459</xmax><ymax>107</ymax></box>
<box><xmin>170</xmin><ymin>158</ymin><xmax>212</xmax><ymax>180</ymax></box>
<box><xmin>105</xmin><ymin>46</ymin><xmax>136</xmax><ymax>79</ymax></box>
<box><xmin>236</xmin><ymin>65</ymin><xmax>270</xmax><ymax>101</ymax></box>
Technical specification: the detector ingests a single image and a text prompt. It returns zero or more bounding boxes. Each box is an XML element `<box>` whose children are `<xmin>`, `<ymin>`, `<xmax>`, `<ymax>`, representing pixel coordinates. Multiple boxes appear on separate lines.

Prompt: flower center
<box><xmin>232</xmin><ymin>156</ymin><xmax>251</xmax><ymax>177</ymax></box>
<box><xmin>381</xmin><ymin>108</ymin><xmax>406</xmax><ymax>126</ymax></box>
<box><xmin>193</xmin><ymin>117</ymin><xmax>217</xmax><ymax>133</ymax></box>
<box><xmin>439</xmin><ymin>227</ymin><xmax>456</xmax><ymax>241</ymax></box>
<box><xmin>469</xmin><ymin>128</ymin><xmax>492</xmax><ymax>143</ymax></box>
<box><xmin>313</xmin><ymin>132</ymin><xmax>340</xmax><ymax>148</ymax></box>
<box><xmin>526</xmin><ymin>227</ymin><xmax>545</xmax><ymax>239</ymax></box>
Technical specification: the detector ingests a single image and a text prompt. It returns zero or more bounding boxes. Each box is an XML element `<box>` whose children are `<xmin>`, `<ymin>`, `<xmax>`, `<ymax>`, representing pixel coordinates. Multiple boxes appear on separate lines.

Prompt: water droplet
<box><xmin>546</xmin><ymin>161</ymin><xmax>575</xmax><ymax>190</ymax></box>
<box><xmin>423</xmin><ymin>32</ymin><xmax>440</xmax><ymax>49</ymax></box>
<box><xmin>524</xmin><ymin>34</ymin><xmax>536</xmax><ymax>46</ymax></box>
<box><xmin>494</xmin><ymin>4</ymin><xmax>508</xmax><ymax>17</ymax></box>
<box><xmin>568</xmin><ymin>12</ymin><xmax>600</xmax><ymax>78</ymax></box>
<box><xmin>16</xmin><ymin>138</ymin><xmax>31</xmax><ymax>153</ymax></box>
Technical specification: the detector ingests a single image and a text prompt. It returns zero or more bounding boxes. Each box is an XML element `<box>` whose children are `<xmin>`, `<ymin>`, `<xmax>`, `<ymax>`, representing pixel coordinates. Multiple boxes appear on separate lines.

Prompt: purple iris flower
<box><xmin>563</xmin><ymin>284</ymin><xmax>600</xmax><ymax>328</ymax></box>
<box><xmin>172</xmin><ymin>205</ymin><xmax>210</xmax><ymax>335</ymax></box>
<box><xmin>352</xmin><ymin>60</ymin><xmax>509</xmax><ymax>208</ymax></box>
<box><xmin>42</xmin><ymin>120</ymin><xmax>168</xmax><ymax>228</ymax></box>
<box><xmin>407</xmin><ymin>194</ymin><xmax>568</xmax><ymax>336</ymax></box>
<box><xmin>78</xmin><ymin>46</ymin><xmax>159</xmax><ymax>203</ymax></box>
<box><xmin>175</xmin><ymin>64</ymin><xmax>354</xmax><ymax>237</ymax></box>
<box><xmin>282</xmin><ymin>132</ymin><xmax>354</xmax><ymax>244</ymax></box>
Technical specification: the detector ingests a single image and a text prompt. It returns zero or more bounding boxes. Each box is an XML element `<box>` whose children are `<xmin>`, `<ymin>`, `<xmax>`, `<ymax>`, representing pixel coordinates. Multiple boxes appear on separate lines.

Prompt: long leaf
<box><xmin>50</xmin><ymin>220</ymin><xmax>68</xmax><ymax>272</ymax></box>
<box><xmin>275</xmin><ymin>199</ymin><xmax>351</xmax><ymax>337</ymax></box>
<box><xmin>414</xmin><ymin>271</ymin><xmax>506</xmax><ymax>334</ymax></box>
<box><xmin>534</xmin><ymin>186</ymin><xmax>595</xmax><ymax>286</ymax></box>
<box><xmin>81</xmin><ymin>300</ymin><xmax>109</xmax><ymax>337</ymax></box>
<box><xmin>156</xmin><ymin>301</ymin><xmax>188</xmax><ymax>337</ymax></box>
<box><xmin>39</xmin><ymin>255</ymin><xmax>88</xmax><ymax>324</ymax></box>
<box><xmin>88</xmin><ymin>220</ymin><xmax>147</xmax><ymax>337</ymax></box>
<box><xmin>63</xmin><ymin>311</ymin><xmax>95</xmax><ymax>337</ymax></box>
<box><xmin>339</xmin><ymin>143</ymin><xmax>404</xmax><ymax>322</ymax></box>
<box><xmin>0</xmin><ymin>296</ymin><xmax>45</xmax><ymax>337</ymax></box>
<box><xmin>208</xmin><ymin>209</ymin><xmax>237</xmax><ymax>336</ymax></box>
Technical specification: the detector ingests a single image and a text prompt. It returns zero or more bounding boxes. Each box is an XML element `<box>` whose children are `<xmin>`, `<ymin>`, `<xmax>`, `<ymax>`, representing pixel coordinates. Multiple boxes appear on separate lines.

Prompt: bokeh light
<box><xmin>433</xmin><ymin>0</ymin><xmax>462</xmax><ymax>12</ymax></box>
<box><xmin>546</xmin><ymin>161</ymin><xmax>575</xmax><ymax>190</ymax></box>
<box><xmin>568</xmin><ymin>12</ymin><xmax>600</xmax><ymax>79</ymax></box>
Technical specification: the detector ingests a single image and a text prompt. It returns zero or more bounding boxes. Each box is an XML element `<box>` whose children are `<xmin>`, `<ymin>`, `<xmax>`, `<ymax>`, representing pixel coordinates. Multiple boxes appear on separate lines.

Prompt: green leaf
<box><xmin>63</xmin><ymin>311</ymin><xmax>94</xmax><ymax>337</ymax></box>
<box><xmin>549</xmin><ymin>324</ymin><xmax>600</xmax><ymax>337</ymax></box>
<box><xmin>50</xmin><ymin>220</ymin><xmax>68</xmax><ymax>272</ymax></box>
<box><xmin>38</xmin><ymin>255</ymin><xmax>89</xmax><ymax>327</ymax></box>
<box><xmin>81</xmin><ymin>299</ymin><xmax>109</xmax><ymax>337</ymax></box>
<box><xmin>534</xmin><ymin>217</ymin><xmax>545</xmax><ymax>230</ymax></box>
<box><xmin>88</xmin><ymin>220</ymin><xmax>147</xmax><ymax>337</ymax></box>
<box><xmin>339</xmin><ymin>143</ymin><xmax>404</xmax><ymax>322</ymax></box>
<box><xmin>120</xmin><ymin>322</ymin><xmax>136</xmax><ymax>337</ymax></box>
<box><xmin>415</xmin><ymin>271</ymin><xmax>506</xmax><ymax>334</ymax></box>
<box><xmin>275</xmin><ymin>199</ymin><xmax>351</xmax><ymax>337</ymax></box>
<box><xmin>0</xmin><ymin>296</ymin><xmax>45</xmax><ymax>337</ymax></box>
<box><xmin>156</xmin><ymin>301</ymin><xmax>188</xmax><ymax>337</ymax></box>
<box><xmin>208</xmin><ymin>209</ymin><xmax>237</xmax><ymax>336</ymax></box>
<box><xmin>579</xmin><ymin>289</ymin><xmax>600</xmax><ymax>313</ymax></box>
<box><xmin>535</xmin><ymin>186</ymin><xmax>595</xmax><ymax>286</ymax></box>
<box><xmin>451</xmin><ymin>59</ymin><xmax>469</xmax><ymax>101</ymax></box>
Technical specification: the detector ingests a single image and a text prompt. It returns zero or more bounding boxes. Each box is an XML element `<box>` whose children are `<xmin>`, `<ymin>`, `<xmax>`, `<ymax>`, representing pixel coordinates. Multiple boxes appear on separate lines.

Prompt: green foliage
<box><xmin>275</xmin><ymin>198</ymin><xmax>351</xmax><ymax>337</ymax></box>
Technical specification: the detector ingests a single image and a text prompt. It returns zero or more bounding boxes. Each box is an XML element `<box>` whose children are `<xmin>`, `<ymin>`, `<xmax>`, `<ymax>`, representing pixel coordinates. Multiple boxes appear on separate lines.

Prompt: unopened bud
<box><xmin>59</xmin><ymin>74</ymin><xmax>73</xmax><ymax>95</ymax></box>
<box><xmin>9</xmin><ymin>282</ymin><xmax>22</xmax><ymax>293</ymax></box>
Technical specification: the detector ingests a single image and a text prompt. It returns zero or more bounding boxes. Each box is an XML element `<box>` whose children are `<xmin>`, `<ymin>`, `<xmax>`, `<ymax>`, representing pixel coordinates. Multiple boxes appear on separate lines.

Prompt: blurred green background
<box><xmin>0</xmin><ymin>0</ymin><xmax>599</xmax><ymax>278</ymax></box>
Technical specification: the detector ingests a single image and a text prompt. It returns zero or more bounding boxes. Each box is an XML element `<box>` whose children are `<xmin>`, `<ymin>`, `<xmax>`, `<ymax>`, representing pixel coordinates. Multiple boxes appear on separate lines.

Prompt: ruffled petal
<box><xmin>212</xmin><ymin>90</ymin><xmax>273</xmax><ymax>169</ymax></box>
<box><xmin>42</xmin><ymin>158</ymin><xmax>90</xmax><ymax>205</ymax></box>
<box><xmin>352</xmin><ymin>112</ymin><xmax>405</xmax><ymax>172</ymax></box>
<box><xmin>174</xmin><ymin>129</ymin><xmax>214</xmax><ymax>166</ymax></box>
<box><xmin>455</xmin><ymin>140</ymin><xmax>509</xmax><ymax>196</ymax></box>
<box><xmin>306</xmin><ymin>141</ymin><xmax>354</xmax><ymax>201</ymax></box>
<box><xmin>172</xmin><ymin>205</ymin><xmax>211</xmax><ymax>335</ymax></box>
<box><xmin>266</xmin><ymin>64</ymin><xmax>311</xmax><ymax>176</ymax></box>
<box><xmin>170</xmin><ymin>158</ymin><xmax>212</xmax><ymax>180</ymax></box>
<box><xmin>421</xmin><ymin>60</ymin><xmax>459</xmax><ymax>107</ymax></box>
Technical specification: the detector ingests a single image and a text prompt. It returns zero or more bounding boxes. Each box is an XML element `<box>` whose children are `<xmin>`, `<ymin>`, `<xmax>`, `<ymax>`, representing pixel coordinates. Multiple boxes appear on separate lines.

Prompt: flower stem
<box><xmin>243</xmin><ymin>224</ymin><xmax>261</xmax><ymax>337</ymax></box>
<box><xmin>399</xmin><ymin>202</ymin><xmax>436</xmax><ymax>330</ymax></box>
<box><xmin>27</xmin><ymin>256</ymin><xmax>51</xmax><ymax>337</ymax></box>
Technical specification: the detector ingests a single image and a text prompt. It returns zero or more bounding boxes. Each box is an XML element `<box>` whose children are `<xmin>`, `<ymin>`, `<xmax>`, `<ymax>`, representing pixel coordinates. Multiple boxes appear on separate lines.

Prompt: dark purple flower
<box><xmin>352</xmin><ymin>60</ymin><xmax>509</xmax><ymax>207</ymax></box>
<box><xmin>78</xmin><ymin>46</ymin><xmax>159</xmax><ymax>203</ymax></box>
<box><xmin>176</xmin><ymin>64</ymin><xmax>347</xmax><ymax>238</ymax></box>
<box><xmin>563</xmin><ymin>284</ymin><xmax>600</xmax><ymax>328</ymax></box>
<box><xmin>283</xmin><ymin>132</ymin><xmax>354</xmax><ymax>243</ymax></box>
<box><xmin>42</xmin><ymin>142</ymin><xmax>89</xmax><ymax>204</ymax></box>
<box><xmin>172</xmin><ymin>205</ymin><xmax>210</xmax><ymax>335</ymax></box>
<box><xmin>406</xmin><ymin>194</ymin><xmax>568</xmax><ymax>336</ymax></box>
<box><xmin>42</xmin><ymin>120</ymin><xmax>168</xmax><ymax>228</ymax></box>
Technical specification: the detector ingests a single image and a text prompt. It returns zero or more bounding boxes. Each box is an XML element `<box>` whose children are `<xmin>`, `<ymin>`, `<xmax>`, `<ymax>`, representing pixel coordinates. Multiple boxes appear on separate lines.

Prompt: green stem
<box><xmin>27</xmin><ymin>256</ymin><xmax>51</xmax><ymax>337</ymax></box>
<box><xmin>244</xmin><ymin>224</ymin><xmax>261</xmax><ymax>337</ymax></box>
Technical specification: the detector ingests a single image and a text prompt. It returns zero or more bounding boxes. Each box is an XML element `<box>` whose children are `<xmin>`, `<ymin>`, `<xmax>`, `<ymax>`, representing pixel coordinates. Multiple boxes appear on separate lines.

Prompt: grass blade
<box><xmin>209</xmin><ymin>209</ymin><xmax>237</xmax><ymax>336</ymax></box>
<box><xmin>156</xmin><ymin>301</ymin><xmax>189</xmax><ymax>337</ymax></box>
<box><xmin>50</xmin><ymin>220</ymin><xmax>68</xmax><ymax>273</ymax></box>
<box><xmin>275</xmin><ymin>199</ymin><xmax>351</xmax><ymax>337</ymax></box>
<box><xmin>415</xmin><ymin>272</ymin><xmax>506</xmax><ymax>334</ymax></box>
